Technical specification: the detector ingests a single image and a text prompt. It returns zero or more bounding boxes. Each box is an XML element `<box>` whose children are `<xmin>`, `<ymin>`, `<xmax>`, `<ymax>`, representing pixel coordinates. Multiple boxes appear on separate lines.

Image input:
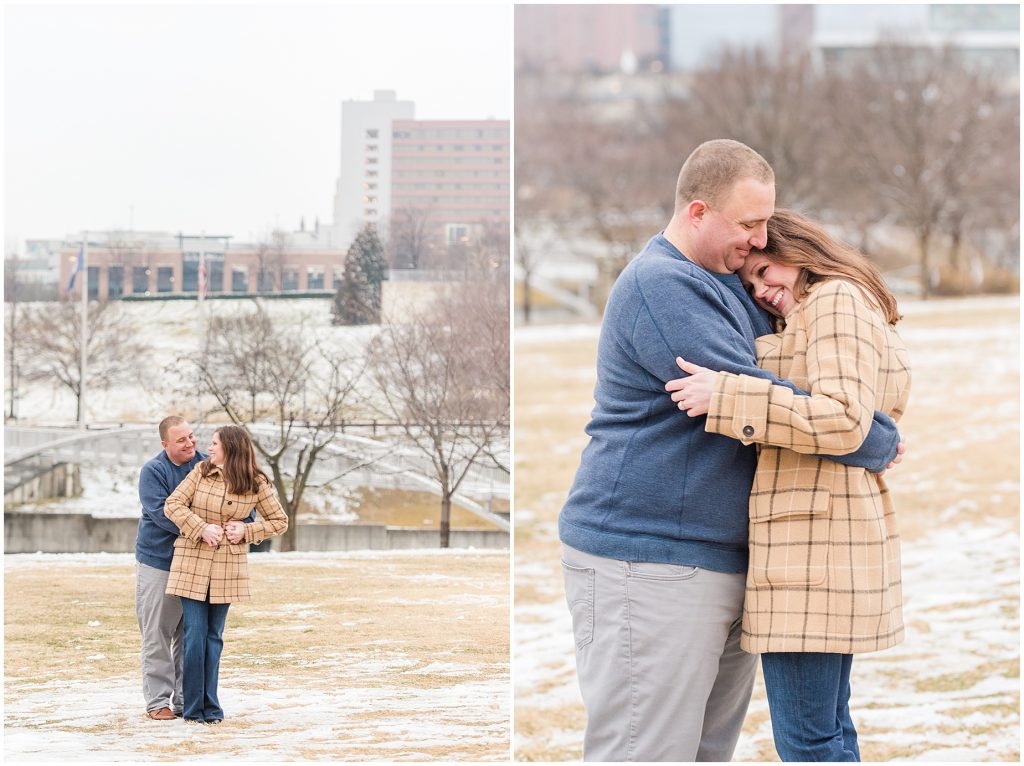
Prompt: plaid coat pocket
<box><xmin>749</xmin><ymin>487</ymin><xmax>831</xmax><ymax>587</ymax></box>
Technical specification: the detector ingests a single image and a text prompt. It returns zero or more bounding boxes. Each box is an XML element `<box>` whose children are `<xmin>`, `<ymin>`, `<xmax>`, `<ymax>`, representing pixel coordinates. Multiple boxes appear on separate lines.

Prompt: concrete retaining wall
<box><xmin>5</xmin><ymin>513</ymin><xmax>139</xmax><ymax>554</ymax></box>
<box><xmin>4</xmin><ymin>513</ymin><xmax>508</xmax><ymax>554</ymax></box>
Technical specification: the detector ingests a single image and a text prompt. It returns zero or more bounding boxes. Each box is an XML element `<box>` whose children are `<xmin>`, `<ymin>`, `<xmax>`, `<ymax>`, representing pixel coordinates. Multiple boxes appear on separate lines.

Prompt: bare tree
<box><xmin>17</xmin><ymin>301</ymin><xmax>147</xmax><ymax>421</ymax></box>
<box><xmin>825</xmin><ymin>43</ymin><xmax>1014</xmax><ymax>297</ymax></box>
<box><xmin>387</xmin><ymin>205</ymin><xmax>438</xmax><ymax>270</ymax></box>
<box><xmin>368</xmin><ymin>279</ymin><xmax>509</xmax><ymax>547</ymax></box>
<box><xmin>5</xmin><ymin>252</ymin><xmax>21</xmax><ymax>420</ymax></box>
<box><xmin>255</xmin><ymin>230</ymin><xmax>290</xmax><ymax>292</ymax></box>
<box><xmin>674</xmin><ymin>48</ymin><xmax>835</xmax><ymax>210</ymax></box>
<box><xmin>188</xmin><ymin>303</ymin><xmax>369</xmax><ymax>551</ymax></box>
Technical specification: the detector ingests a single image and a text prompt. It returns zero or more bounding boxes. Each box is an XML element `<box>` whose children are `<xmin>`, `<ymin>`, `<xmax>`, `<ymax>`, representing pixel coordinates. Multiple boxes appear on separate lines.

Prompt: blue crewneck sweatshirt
<box><xmin>559</xmin><ymin>234</ymin><xmax>899</xmax><ymax>573</ymax></box>
<box><xmin>136</xmin><ymin>450</ymin><xmax>206</xmax><ymax>571</ymax></box>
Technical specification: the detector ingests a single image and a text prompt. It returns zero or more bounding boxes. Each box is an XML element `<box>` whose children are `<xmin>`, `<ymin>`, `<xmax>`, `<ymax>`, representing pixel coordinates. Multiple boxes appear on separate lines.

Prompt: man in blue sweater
<box><xmin>135</xmin><ymin>415</ymin><xmax>203</xmax><ymax>720</ymax></box>
<box><xmin>559</xmin><ymin>140</ymin><xmax>901</xmax><ymax>761</ymax></box>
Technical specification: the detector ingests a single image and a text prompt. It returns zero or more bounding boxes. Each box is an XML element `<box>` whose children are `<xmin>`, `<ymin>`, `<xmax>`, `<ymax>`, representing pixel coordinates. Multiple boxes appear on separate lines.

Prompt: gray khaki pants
<box><xmin>136</xmin><ymin>561</ymin><xmax>183</xmax><ymax>714</ymax></box>
<box><xmin>561</xmin><ymin>543</ymin><xmax>756</xmax><ymax>762</ymax></box>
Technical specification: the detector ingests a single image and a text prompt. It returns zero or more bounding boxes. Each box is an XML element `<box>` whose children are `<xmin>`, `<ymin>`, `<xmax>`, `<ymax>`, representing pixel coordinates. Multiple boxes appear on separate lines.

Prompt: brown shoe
<box><xmin>147</xmin><ymin>707</ymin><xmax>175</xmax><ymax>720</ymax></box>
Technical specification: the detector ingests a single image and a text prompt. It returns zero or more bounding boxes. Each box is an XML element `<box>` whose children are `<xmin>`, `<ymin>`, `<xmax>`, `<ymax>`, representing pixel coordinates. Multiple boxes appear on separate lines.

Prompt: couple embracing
<box><xmin>560</xmin><ymin>139</ymin><xmax>911</xmax><ymax>762</ymax></box>
<box><xmin>135</xmin><ymin>416</ymin><xmax>288</xmax><ymax>724</ymax></box>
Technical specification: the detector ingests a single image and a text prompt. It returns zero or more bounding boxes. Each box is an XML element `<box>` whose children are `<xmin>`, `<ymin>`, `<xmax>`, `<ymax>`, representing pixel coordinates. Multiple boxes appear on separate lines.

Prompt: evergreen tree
<box><xmin>332</xmin><ymin>225</ymin><xmax>388</xmax><ymax>325</ymax></box>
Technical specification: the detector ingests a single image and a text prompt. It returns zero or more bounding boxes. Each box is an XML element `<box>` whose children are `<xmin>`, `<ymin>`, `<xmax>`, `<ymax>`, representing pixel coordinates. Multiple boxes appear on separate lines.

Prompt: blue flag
<box><xmin>66</xmin><ymin>243</ymin><xmax>85</xmax><ymax>292</ymax></box>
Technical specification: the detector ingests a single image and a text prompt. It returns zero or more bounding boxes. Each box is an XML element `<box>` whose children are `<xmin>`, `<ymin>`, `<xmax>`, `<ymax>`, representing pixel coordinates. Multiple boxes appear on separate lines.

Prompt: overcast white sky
<box><xmin>4</xmin><ymin>3</ymin><xmax>512</xmax><ymax>247</ymax></box>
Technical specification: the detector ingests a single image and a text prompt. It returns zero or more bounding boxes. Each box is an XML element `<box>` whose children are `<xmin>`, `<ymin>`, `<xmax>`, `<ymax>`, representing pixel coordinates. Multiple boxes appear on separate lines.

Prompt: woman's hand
<box><xmin>878</xmin><ymin>435</ymin><xmax>907</xmax><ymax>477</ymax></box>
<box><xmin>224</xmin><ymin>520</ymin><xmax>246</xmax><ymax>544</ymax></box>
<box><xmin>201</xmin><ymin>523</ymin><xmax>224</xmax><ymax>548</ymax></box>
<box><xmin>665</xmin><ymin>357</ymin><xmax>719</xmax><ymax>418</ymax></box>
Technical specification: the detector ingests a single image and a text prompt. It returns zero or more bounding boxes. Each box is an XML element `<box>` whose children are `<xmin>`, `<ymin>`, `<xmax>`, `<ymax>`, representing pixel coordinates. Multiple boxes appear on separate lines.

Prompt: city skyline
<box><xmin>4</xmin><ymin>4</ymin><xmax>512</xmax><ymax>248</ymax></box>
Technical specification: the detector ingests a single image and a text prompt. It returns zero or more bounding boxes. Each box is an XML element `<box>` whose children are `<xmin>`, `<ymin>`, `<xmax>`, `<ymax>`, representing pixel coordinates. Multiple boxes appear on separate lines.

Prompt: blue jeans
<box><xmin>180</xmin><ymin>594</ymin><xmax>230</xmax><ymax>722</ymax></box>
<box><xmin>760</xmin><ymin>652</ymin><xmax>860</xmax><ymax>762</ymax></box>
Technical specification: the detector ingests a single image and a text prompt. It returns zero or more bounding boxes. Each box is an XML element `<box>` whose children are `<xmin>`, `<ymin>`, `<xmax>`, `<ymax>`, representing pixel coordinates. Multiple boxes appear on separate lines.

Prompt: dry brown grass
<box><xmin>5</xmin><ymin>552</ymin><xmax>509</xmax><ymax>761</ymax></box>
<box><xmin>345</xmin><ymin>487</ymin><xmax>507</xmax><ymax>529</ymax></box>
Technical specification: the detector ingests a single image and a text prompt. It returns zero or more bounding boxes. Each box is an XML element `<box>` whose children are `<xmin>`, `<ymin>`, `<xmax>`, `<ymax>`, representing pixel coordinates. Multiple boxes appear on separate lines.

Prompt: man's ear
<box><xmin>687</xmin><ymin>199</ymin><xmax>709</xmax><ymax>228</ymax></box>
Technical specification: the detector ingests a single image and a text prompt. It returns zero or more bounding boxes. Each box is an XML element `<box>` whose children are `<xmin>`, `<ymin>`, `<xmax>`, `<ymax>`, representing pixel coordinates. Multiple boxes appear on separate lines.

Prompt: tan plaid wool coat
<box><xmin>164</xmin><ymin>463</ymin><xmax>288</xmax><ymax>603</ymax></box>
<box><xmin>706</xmin><ymin>279</ymin><xmax>911</xmax><ymax>654</ymax></box>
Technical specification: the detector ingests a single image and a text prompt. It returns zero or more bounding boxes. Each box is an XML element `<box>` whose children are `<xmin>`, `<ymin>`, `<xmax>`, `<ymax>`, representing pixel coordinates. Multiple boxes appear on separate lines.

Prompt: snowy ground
<box><xmin>8</xmin><ymin>297</ymin><xmax>381</xmax><ymax>425</ymax></box>
<box><xmin>513</xmin><ymin>295</ymin><xmax>1020</xmax><ymax>761</ymax></box>
<box><xmin>5</xmin><ymin>550</ymin><xmax>510</xmax><ymax>762</ymax></box>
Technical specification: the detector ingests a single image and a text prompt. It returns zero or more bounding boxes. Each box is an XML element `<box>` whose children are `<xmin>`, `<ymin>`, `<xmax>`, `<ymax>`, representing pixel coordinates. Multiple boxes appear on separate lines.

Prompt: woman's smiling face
<box><xmin>738</xmin><ymin>253</ymin><xmax>802</xmax><ymax>318</ymax></box>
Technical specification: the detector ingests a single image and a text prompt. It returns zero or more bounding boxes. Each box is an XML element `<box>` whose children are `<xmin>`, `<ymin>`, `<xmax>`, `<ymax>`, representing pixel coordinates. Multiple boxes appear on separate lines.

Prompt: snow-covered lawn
<box><xmin>8</xmin><ymin>297</ymin><xmax>381</xmax><ymax>424</ymax></box>
<box><xmin>513</xmin><ymin>295</ymin><xmax>1020</xmax><ymax>761</ymax></box>
<box><xmin>4</xmin><ymin>550</ymin><xmax>510</xmax><ymax>761</ymax></box>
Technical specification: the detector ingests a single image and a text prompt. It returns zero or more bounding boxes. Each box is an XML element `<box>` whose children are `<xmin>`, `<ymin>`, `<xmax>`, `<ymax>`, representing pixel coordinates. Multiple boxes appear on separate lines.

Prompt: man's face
<box><xmin>163</xmin><ymin>423</ymin><xmax>196</xmax><ymax>465</ymax></box>
<box><xmin>694</xmin><ymin>178</ymin><xmax>775</xmax><ymax>274</ymax></box>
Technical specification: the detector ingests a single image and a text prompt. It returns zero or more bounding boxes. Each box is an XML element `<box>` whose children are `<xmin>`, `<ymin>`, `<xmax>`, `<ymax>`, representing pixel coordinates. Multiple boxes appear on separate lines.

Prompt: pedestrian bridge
<box><xmin>4</xmin><ymin>424</ymin><xmax>510</xmax><ymax>531</ymax></box>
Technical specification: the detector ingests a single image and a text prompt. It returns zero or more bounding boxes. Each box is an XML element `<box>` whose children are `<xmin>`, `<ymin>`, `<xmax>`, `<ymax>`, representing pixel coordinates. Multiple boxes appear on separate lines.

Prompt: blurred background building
<box><xmin>516</xmin><ymin>3</ymin><xmax>1019</xmax><ymax>82</ymax></box>
<box><xmin>332</xmin><ymin>90</ymin><xmax>510</xmax><ymax>264</ymax></box>
<box><xmin>514</xmin><ymin>3</ymin><xmax>1020</xmax><ymax>322</ymax></box>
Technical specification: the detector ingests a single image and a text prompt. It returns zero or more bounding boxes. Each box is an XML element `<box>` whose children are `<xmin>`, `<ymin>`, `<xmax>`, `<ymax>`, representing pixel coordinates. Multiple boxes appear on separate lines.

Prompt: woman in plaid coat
<box><xmin>667</xmin><ymin>209</ymin><xmax>911</xmax><ymax>761</ymax></box>
<box><xmin>164</xmin><ymin>425</ymin><xmax>288</xmax><ymax>723</ymax></box>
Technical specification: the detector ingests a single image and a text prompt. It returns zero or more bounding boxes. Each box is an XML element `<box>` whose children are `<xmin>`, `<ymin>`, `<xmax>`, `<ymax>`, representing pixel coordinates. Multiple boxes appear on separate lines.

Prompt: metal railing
<box><xmin>4</xmin><ymin>424</ymin><xmax>510</xmax><ymax>530</ymax></box>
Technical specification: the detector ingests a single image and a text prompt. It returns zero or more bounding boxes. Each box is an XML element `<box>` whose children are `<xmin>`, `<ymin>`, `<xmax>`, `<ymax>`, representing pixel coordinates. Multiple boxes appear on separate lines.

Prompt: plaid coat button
<box><xmin>742</xmin><ymin>425</ymin><xmax>755</xmax><ymax>437</ymax></box>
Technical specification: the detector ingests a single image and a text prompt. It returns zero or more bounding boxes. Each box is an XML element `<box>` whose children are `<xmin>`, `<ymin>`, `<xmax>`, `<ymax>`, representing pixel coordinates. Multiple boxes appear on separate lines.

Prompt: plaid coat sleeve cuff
<box><xmin>244</xmin><ymin>482</ymin><xmax>290</xmax><ymax>545</ymax></box>
<box><xmin>707</xmin><ymin>371</ymin><xmax>774</xmax><ymax>445</ymax></box>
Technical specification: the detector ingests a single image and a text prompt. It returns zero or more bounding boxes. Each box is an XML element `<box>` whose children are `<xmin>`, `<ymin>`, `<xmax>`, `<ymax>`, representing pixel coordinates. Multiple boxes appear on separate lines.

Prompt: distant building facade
<box><xmin>16</xmin><ymin>239</ymin><xmax>62</xmax><ymax>285</ymax></box>
<box><xmin>515</xmin><ymin>5</ymin><xmax>668</xmax><ymax>74</ymax></box>
<box><xmin>811</xmin><ymin>4</ymin><xmax>1019</xmax><ymax>86</ymax></box>
<box><xmin>329</xmin><ymin>90</ymin><xmax>510</xmax><ymax>263</ymax></box>
<box><xmin>331</xmin><ymin>90</ymin><xmax>415</xmax><ymax>250</ymax></box>
<box><xmin>57</xmin><ymin>231</ymin><xmax>347</xmax><ymax>303</ymax></box>
<box><xmin>390</xmin><ymin>119</ymin><xmax>509</xmax><ymax>262</ymax></box>
<box><xmin>666</xmin><ymin>3</ymin><xmax>1018</xmax><ymax>86</ymax></box>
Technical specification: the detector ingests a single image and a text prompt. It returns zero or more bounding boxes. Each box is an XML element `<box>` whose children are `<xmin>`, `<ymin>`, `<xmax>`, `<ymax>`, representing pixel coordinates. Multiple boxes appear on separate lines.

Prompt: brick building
<box><xmin>58</xmin><ymin>231</ymin><xmax>346</xmax><ymax>302</ymax></box>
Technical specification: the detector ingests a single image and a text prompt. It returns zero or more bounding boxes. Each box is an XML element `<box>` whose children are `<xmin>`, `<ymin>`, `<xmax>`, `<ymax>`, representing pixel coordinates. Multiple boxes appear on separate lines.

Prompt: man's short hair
<box><xmin>675</xmin><ymin>139</ymin><xmax>774</xmax><ymax>213</ymax></box>
<box><xmin>159</xmin><ymin>415</ymin><xmax>187</xmax><ymax>442</ymax></box>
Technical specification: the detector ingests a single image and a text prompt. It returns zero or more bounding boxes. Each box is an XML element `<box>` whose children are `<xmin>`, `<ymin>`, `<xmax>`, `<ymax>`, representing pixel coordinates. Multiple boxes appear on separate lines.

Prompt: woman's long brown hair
<box><xmin>201</xmin><ymin>425</ymin><xmax>268</xmax><ymax>494</ymax></box>
<box><xmin>760</xmin><ymin>209</ymin><xmax>901</xmax><ymax>325</ymax></box>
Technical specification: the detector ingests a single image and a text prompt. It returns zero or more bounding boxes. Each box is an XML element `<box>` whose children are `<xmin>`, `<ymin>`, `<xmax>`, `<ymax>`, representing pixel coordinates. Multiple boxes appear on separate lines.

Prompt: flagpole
<box><xmin>196</xmin><ymin>231</ymin><xmax>205</xmax><ymax>422</ymax></box>
<box><xmin>78</xmin><ymin>236</ymin><xmax>88</xmax><ymax>428</ymax></box>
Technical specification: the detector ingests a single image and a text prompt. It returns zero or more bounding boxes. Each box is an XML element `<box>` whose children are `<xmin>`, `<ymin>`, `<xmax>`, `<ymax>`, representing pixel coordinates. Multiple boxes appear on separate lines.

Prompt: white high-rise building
<box><xmin>331</xmin><ymin>89</ymin><xmax>414</xmax><ymax>251</ymax></box>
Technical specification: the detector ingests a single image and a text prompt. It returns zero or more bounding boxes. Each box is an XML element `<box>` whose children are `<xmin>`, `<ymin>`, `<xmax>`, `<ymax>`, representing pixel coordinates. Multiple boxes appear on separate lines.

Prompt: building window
<box><xmin>182</xmin><ymin>252</ymin><xmax>200</xmax><ymax>293</ymax></box>
<box><xmin>366</xmin><ymin>144</ymin><xmax>378</xmax><ymax>152</ymax></box>
<box><xmin>446</xmin><ymin>224</ymin><xmax>471</xmax><ymax>245</ymax></box>
<box><xmin>86</xmin><ymin>266</ymin><xmax>100</xmax><ymax>300</ymax></box>
<box><xmin>108</xmin><ymin>266</ymin><xmax>124</xmax><ymax>300</ymax></box>
<box><xmin>231</xmin><ymin>266</ymin><xmax>248</xmax><ymax>293</ymax></box>
<box><xmin>282</xmin><ymin>268</ymin><xmax>299</xmax><ymax>292</ymax></box>
<box><xmin>307</xmin><ymin>266</ymin><xmax>324</xmax><ymax>290</ymax></box>
<box><xmin>365</xmin><ymin>157</ymin><xmax>378</xmax><ymax>165</ymax></box>
<box><xmin>365</xmin><ymin>208</ymin><xmax>377</xmax><ymax>217</ymax></box>
<box><xmin>207</xmin><ymin>255</ymin><xmax>224</xmax><ymax>293</ymax></box>
<box><xmin>332</xmin><ymin>266</ymin><xmax>345</xmax><ymax>289</ymax></box>
<box><xmin>156</xmin><ymin>267</ymin><xmax>174</xmax><ymax>293</ymax></box>
<box><xmin>132</xmin><ymin>266</ymin><xmax>149</xmax><ymax>294</ymax></box>
<box><xmin>365</xmin><ymin>170</ymin><xmax>378</xmax><ymax>178</ymax></box>
<box><xmin>364</xmin><ymin>182</ymin><xmax>377</xmax><ymax>191</ymax></box>
<box><xmin>366</xmin><ymin>128</ymin><xmax>379</xmax><ymax>138</ymax></box>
